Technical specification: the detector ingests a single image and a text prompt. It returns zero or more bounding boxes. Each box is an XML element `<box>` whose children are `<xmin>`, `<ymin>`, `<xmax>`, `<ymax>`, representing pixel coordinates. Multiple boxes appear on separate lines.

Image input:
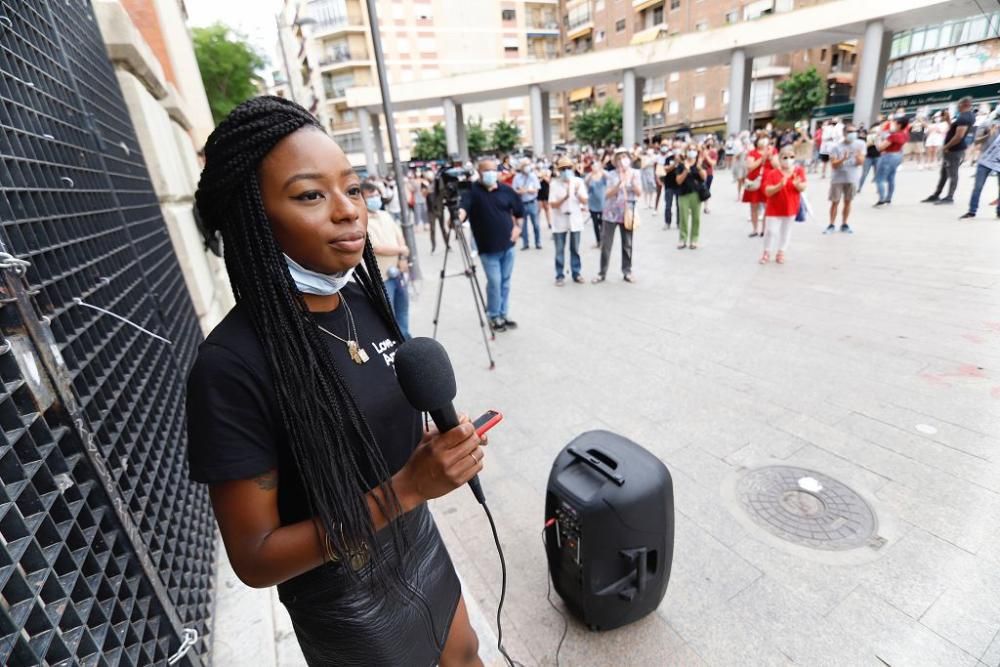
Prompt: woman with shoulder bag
<box><xmin>593</xmin><ymin>148</ymin><xmax>642</xmax><ymax>283</ymax></box>
<box><xmin>742</xmin><ymin>136</ymin><xmax>774</xmax><ymax>237</ymax></box>
<box><xmin>675</xmin><ymin>143</ymin><xmax>708</xmax><ymax>250</ymax></box>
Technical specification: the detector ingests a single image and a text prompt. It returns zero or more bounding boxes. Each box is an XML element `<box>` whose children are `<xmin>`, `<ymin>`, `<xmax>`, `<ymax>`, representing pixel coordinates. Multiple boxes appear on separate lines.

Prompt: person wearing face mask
<box><xmin>641</xmin><ymin>149</ymin><xmax>658</xmax><ymax>209</ymax></box>
<box><xmin>585</xmin><ymin>161</ymin><xmax>608</xmax><ymax>248</ymax></box>
<box><xmin>363</xmin><ymin>180</ymin><xmax>412</xmax><ymax>339</ymax></box>
<box><xmin>548</xmin><ymin>157</ymin><xmax>588</xmax><ymax>286</ymax></box>
<box><xmin>874</xmin><ymin>116</ymin><xmax>910</xmax><ymax>207</ymax></box>
<box><xmin>512</xmin><ymin>158</ymin><xmax>543</xmax><ymax>250</ymax></box>
<box><xmin>674</xmin><ymin>144</ymin><xmax>707</xmax><ymax>250</ymax></box>
<box><xmin>537</xmin><ymin>165</ymin><xmax>552</xmax><ymax>231</ymax></box>
<box><xmin>826</xmin><ymin>125</ymin><xmax>865</xmax><ymax>234</ymax></box>
<box><xmin>593</xmin><ymin>149</ymin><xmax>642</xmax><ymax>283</ymax></box>
<box><xmin>458</xmin><ymin>158</ymin><xmax>525</xmax><ymax>332</ymax></box>
<box><xmin>761</xmin><ymin>148</ymin><xmax>807</xmax><ymax>264</ymax></box>
<box><xmin>742</xmin><ymin>136</ymin><xmax>774</xmax><ymax>237</ymax></box>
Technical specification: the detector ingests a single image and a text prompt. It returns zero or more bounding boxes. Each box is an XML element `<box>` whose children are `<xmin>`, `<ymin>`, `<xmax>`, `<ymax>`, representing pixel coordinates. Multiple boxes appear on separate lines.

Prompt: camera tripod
<box><xmin>431</xmin><ymin>207</ymin><xmax>496</xmax><ymax>369</ymax></box>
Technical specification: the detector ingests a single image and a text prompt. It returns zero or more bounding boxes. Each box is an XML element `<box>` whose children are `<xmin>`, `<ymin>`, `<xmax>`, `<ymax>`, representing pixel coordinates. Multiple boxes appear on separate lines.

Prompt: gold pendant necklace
<box><xmin>316</xmin><ymin>293</ymin><xmax>369</xmax><ymax>365</ymax></box>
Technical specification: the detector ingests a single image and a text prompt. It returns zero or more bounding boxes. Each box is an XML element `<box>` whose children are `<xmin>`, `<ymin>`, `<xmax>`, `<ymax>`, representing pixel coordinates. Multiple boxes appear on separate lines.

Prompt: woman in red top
<box><xmin>760</xmin><ymin>146</ymin><xmax>807</xmax><ymax>265</ymax></box>
<box><xmin>873</xmin><ymin>116</ymin><xmax>909</xmax><ymax>207</ymax></box>
<box><xmin>742</xmin><ymin>136</ymin><xmax>775</xmax><ymax>237</ymax></box>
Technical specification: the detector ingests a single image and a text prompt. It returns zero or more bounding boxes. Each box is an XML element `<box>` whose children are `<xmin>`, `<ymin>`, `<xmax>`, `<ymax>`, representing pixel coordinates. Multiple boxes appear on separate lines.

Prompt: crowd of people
<box><xmin>358</xmin><ymin>97</ymin><xmax>999</xmax><ymax>334</ymax></box>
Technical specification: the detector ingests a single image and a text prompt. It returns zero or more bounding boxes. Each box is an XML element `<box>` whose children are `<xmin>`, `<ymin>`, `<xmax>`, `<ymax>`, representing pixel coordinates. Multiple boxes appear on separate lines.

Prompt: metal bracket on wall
<box><xmin>0</xmin><ymin>265</ymin><xmax>204</xmax><ymax>667</ymax></box>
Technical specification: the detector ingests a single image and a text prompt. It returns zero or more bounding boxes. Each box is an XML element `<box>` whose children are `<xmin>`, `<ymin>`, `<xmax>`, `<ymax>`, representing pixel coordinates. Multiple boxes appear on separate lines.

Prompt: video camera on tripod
<box><xmin>436</xmin><ymin>166</ymin><xmax>475</xmax><ymax>224</ymax></box>
<box><xmin>430</xmin><ymin>165</ymin><xmax>497</xmax><ymax>369</ymax></box>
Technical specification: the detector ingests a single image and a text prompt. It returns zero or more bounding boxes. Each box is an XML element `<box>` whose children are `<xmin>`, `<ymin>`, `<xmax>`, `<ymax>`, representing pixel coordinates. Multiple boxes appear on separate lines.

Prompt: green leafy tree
<box><xmin>193</xmin><ymin>23</ymin><xmax>265</xmax><ymax>124</ymax></box>
<box><xmin>775</xmin><ymin>67</ymin><xmax>826</xmax><ymax>124</ymax></box>
<box><xmin>411</xmin><ymin>123</ymin><xmax>447</xmax><ymax>160</ymax></box>
<box><xmin>490</xmin><ymin>119</ymin><xmax>522</xmax><ymax>154</ymax></box>
<box><xmin>571</xmin><ymin>100</ymin><xmax>622</xmax><ymax>147</ymax></box>
<box><xmin>466</xmin><ymin>116</ymin><xmax>489</xmax><ymax>158</ymax></box>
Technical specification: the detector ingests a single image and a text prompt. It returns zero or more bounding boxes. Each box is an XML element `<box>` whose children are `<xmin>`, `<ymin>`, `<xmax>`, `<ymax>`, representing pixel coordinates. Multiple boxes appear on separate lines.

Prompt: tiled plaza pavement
<box><xmin>210</xmin><ymin>163</ymin><xmax>1000</xmax><ymax>666</ymax></box>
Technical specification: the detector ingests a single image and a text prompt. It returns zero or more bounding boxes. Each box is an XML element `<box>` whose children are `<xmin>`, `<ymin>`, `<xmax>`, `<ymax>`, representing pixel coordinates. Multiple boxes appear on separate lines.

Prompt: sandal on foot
<box><xmin>759</xmin><ymin>251</ymin><xmax>770</xmax><ymax>264</ymax></box>
<box><xmin>677</xmin><ymin>243</ymin><xmax>687</xmax><ymax>249</ymax></box>
<box><xmin>591</xmin><ymin>276</ymin><xmax>606</xmax><ymax>284</ymax></box>
<box><xmin>775</xmin><ymin>251</ymin><xmax>785</xmax><ymax>264</ymax></box>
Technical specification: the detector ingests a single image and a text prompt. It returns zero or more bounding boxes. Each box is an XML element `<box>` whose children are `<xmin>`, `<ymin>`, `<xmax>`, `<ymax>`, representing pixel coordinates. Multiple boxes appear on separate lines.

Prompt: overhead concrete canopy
<box><xmin>346</xmin><ymin>0</ymin><xmax>983</xmax><ymax>113</ymax></box>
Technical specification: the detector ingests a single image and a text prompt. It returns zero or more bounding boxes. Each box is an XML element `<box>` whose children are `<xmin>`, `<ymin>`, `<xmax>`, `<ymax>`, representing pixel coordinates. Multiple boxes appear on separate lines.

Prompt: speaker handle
<box><xmin>567</xmin><ymin>446</ymin><xmax>625</xmax><ymax>486</ymax></box>
<box><xmin>621</xmin><ymin>547</ymin><xmax>648</xmax><ymax>596</ymax></box>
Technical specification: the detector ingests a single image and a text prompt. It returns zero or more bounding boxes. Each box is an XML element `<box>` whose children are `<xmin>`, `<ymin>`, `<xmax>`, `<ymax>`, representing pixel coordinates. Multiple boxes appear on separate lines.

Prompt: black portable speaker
<box><xmin>544</xmin><ymin>430</ymin><xmax>674</xmax><ymax>631</ymax></box>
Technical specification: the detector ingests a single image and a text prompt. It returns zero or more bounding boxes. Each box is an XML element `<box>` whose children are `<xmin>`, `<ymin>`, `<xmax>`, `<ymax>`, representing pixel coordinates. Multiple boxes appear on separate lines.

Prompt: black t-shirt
<box><xmin>661</xmin><ymin>154</ymin><xmax>679</xmax><ymax>189</ymax></box>
<box><xmin>459</xmin><ymin>182</ymin><xmax>524</xmax><ymax>254</ymax></box>
<box><xmin>673</xmin><ymin>162</ymin><xmax>703</xmax><ymax>196</ymax></box>
<box><xmin>185</xmin><ymin>281</ymin><xmax>421</xmax><ymax>528</ymax></box>
<box><xmin>538</xmin><ymin>178</ymin><xmax>549</xmax><ymax>201</ymax></box>
<box><xmin>945</xmin><ymin>111</ymin><xmax>976</xmax><ymax>152</ymax></box>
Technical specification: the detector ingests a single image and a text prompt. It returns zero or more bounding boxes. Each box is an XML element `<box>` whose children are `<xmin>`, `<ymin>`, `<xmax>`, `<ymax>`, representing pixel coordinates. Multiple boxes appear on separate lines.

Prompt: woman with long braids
<box><xmin>186</xmin><ymin>96</ymin><xmax>485</xmax><ymax>666</ymax></box>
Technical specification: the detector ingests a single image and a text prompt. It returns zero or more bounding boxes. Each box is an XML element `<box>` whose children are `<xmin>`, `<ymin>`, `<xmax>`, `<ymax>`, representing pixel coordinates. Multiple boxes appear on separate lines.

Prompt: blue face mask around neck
<box><xmin>284</xmin><ymin>254</ymin><xmax>355</xmax><ymax>296</ymax></box>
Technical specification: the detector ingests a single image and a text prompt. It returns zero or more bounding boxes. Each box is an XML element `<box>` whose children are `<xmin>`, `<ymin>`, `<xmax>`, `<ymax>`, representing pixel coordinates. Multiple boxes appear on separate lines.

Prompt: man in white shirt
<box><xmin>547</xmin><ymin>156</ymin><xmax>588</xmax><ymax>286</ymax></box>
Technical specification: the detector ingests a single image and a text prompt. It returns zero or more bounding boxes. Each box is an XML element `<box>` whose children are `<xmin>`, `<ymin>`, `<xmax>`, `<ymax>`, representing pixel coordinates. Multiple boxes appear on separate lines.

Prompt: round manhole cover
<box><xmin>737</xmin><ymin>466</ymin><xmax>877</xmax><ymax>550</ymax></box>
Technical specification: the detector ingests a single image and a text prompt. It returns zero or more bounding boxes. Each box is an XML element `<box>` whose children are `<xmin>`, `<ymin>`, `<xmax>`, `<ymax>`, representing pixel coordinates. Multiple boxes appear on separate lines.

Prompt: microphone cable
<box><xmin>542</xmin><ymin>522</ymin><xmax>569</xmax><ymax>667</ymax></box>
<box><xmin>481</xmin><ymin>501</ymin><xmax>525</xmax><ymax>667</ymax></box>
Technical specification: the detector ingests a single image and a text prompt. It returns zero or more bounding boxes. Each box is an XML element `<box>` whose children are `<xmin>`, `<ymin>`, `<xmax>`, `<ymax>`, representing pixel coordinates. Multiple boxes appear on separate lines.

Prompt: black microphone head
<box><xmin>394</xmin><ymin>337</ymin><xmax>457</xmax><ymax>411</ymax></box>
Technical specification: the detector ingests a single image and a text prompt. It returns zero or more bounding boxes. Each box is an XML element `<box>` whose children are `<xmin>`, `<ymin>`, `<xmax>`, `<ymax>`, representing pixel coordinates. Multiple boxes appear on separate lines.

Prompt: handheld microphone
<box><xmin>395</xmin><ymin>337</ymin><xmax>486</xmax><ymax>504</ymax></box>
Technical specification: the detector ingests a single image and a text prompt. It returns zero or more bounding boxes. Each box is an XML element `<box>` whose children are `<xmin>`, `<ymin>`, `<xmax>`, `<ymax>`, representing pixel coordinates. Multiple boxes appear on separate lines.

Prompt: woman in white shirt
<box><xmin>548</xmin><ymin>156</ymin><xmax>589</xmax><ymax>286</ymax></box>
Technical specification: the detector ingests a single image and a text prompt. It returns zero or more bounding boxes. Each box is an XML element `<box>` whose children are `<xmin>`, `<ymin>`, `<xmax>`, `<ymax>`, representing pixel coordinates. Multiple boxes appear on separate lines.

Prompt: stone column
<box><xmin>358</xmin><ymin>110</ymin><xmax>377</xmax><ymax>175</ymax></box>
<box><xmin>853</xmin><ymin>20</ymin><xmax>891</xmax><ymax>129</ymax></box>
<box><xmin>541</xmin><ymin>91</ymin><xmax>552</xmax><ymax>156</ymax></box>
<box><xmin>727</xmin><ymin>48</ymin><xmax>753</xmax><ymax>136</ymax></box>
<box><xmin>622</xmin><ymin>69</ymin><xmax>638</xmax><ymax>147</ymax></box>
<box><xmin>371</xmin><ymin>112</ymin><xmax>386</xmax><ymax>175</ymax></box>
<box><xmin>530</xmin><ymin>84</ymin><xmax>550</xmax><ymax>156</ymax></box>
<box><xmin>444</xmin><ymin>97</ymin><xmax>460</xmax><ymax>158</ymax></box>
<box><xmin>454</xmin><ymin>102</ymin><xmax>468</xmax><ymax>161</ymax></box>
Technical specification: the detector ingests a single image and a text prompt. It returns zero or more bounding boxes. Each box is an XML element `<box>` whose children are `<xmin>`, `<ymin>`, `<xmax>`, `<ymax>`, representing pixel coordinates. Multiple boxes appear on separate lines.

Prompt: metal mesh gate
<box><xmin>0</xmin><ymin>1</ymin><xmax>215</xmax><ymax>664</ymax></box>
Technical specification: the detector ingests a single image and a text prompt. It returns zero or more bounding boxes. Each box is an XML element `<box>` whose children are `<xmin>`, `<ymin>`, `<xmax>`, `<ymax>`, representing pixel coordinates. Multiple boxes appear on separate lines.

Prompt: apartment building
<box><xmin>276</xmin><ymin>0</ymin><xmax>566</xmax><ymax>166</ymax></box>
<box><xmin>558</xmin><ymin>0</ymin><xmax>857</xmax><ymax>138</ymax></box>
<box><xmin>558</xmin><ymin>0</ymin><xmax>1000</xmax><ymax>140</ymax></box>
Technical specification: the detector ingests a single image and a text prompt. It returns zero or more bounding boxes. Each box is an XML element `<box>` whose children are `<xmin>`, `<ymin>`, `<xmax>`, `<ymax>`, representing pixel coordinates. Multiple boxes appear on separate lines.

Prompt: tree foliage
<box><xmin>490</xmin><ymin>119</ymin><xmax>522</xmax><ymax>154</ymax></box>
<box><xmin>775</xmin><ymin>67</ymin><xmax>826</xmax><ymax>123</ymax></box>
<box><xmin>571</xmin><ymin>100</ymin><xmax>622</xmax><ymax>147</ymax></box>
<box><xmin>193</xmin><ymin>23</ymin><xmax>265</xmax><ymax>124</ymax></box>
<box><xmin>466</xmin><ymin>116</ymin><xmax>489</xmax><ymax>158</ymax></box>
<box><xmin>411</xmin><ymin>123</ymin><xmax>447</xmax><ymax>161</ymax></box>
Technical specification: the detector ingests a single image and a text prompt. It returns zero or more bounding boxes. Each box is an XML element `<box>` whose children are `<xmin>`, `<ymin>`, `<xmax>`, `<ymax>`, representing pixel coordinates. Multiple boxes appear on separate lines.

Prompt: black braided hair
<box><xmin>195</xmin><ymin>96</ymin><xmax>408</xmax><ymax>586</ymax></box>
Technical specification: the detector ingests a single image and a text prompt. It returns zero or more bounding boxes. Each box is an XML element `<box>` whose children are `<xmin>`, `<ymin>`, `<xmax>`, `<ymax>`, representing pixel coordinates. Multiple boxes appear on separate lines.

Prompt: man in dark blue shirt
<box><xmin>459</xmin><ymin>158</ymin><xmax>524</xmax><ymax>332</ymax></box>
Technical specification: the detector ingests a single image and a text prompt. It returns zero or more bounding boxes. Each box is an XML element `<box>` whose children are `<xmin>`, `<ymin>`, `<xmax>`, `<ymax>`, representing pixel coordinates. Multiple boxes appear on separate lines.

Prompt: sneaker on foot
<box><xmin>921</xmin><ymin>195</ymin><xmax>939</xmax><ymax>203</ymax></box>
<box><xmin>823</xmin><ymin>224</ymin><xmax>836</xmax><ymax>234</ymax></box>
<box><xmin>959</xmin><ymin>212</ymin><xmax>975</xmax><ymax>219</ymax></box>
<box><xmin>500</xmin><ymin>318</ymin><xmax>518</xmax><ymax>330</ymax></box>
<box><xmin>873</xmin><ymin>200</ymin><xmax>887</xmax><ymax>207</ymax></box>
<box><xmin>934</xmin><ymin>198</ymin><xmax>954</xmax><ymax>205</ymax></box>
<box><xmin>490</xmin><ymin>318</ymin><xmax>507</xmax><ymax>332</ymax></box>
<box><xmin>555</xmin><ymin>278</ymin><xmax>565</xmax><ymax>287</ymax></box>
<box><xmin>520</xmin><ymin>246</ymin><xmax>530</xmax><ymax>251</ymax></box>
<box><xmin>840</xmin><ymin>224</ymin><xmax>853</xmax><ymax>234</ymax></box>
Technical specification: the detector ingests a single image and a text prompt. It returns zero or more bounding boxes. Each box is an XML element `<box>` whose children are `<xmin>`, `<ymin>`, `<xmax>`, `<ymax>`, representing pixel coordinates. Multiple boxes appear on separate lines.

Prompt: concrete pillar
<box><xmin>371</xmin><ymin>112</ymin><xmax>386</xmax><ymax>175</ymax></box>
<box><xmin>541</xmin><ymin>91</ymin><xmax>552</xmax><ymax>156</ymax></box>
<box><xmin>358</xmin><ymin>110</ymin><xmax>377</xmax><ymax>175</ymax></box>
<box><xmin>530</xmin><ymin>85</ymin><xmax>543</xmax><ymax>154</ymax></box>
<box><xmin>727</xmin><ymin>48</ymin><xmax>753</xmax><ymax>136</ymax></box>
<box><xmin>622</xmin><ymin>69</ymin><xmax>638</xmax><ymax>147</ymax></box>
<box><xmin>853</xmin><ymin>20</ymin><xmax>892</xmax><ymax>129</ymax></box>
<box><xmin>454</xmin><ymin>103</ymin><xmax>469</xmax><ymax>161</ymax></box>
<box><xmin>634</xmin><ymin>76</ymin><xmax>645</xmax><ymax>144</ymax></box>
<box><xmin>444</xmin><ymin>97</ymin><xmax>461</xmax><ymax>158</ymax></box>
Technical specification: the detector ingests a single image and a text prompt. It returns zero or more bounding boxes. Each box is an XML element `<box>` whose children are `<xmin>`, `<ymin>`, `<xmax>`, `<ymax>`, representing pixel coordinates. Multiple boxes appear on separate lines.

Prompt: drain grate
<box><xmin>737</xmin><ymin>466</ymin><xmax>877</xmax><ymax>550</ymax></box>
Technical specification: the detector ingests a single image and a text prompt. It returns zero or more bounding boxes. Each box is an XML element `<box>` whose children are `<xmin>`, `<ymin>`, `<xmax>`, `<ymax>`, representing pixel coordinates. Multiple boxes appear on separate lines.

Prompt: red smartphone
<box><xmin>473</xmin><ymin>410</ymin><xmax>503</xmax><ymax>437</ymax></box>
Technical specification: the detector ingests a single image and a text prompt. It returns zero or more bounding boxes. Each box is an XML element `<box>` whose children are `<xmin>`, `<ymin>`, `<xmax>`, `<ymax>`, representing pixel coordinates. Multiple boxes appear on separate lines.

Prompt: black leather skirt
<box><xmin>277</xmin><ymin>504</ymin><xmax>461</xmax><ymax>666</ymax></box>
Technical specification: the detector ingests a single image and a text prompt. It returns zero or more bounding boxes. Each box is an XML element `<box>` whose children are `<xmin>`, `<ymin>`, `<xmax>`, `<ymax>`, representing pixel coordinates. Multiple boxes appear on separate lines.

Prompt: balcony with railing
<box><xmin>318</xmin><ymin>45</ymin><xmax>368</xmax><ymax>70</ymax></box>
<box><xmin>527</xmin><ymin>10</ymin><xmax>560</xmax><ymax>35</ymax></box>
<box><xmin>308</xmin><ymin>0</ymin><xmax>366</xmax><ymax>36</ymax></box>
<box><xmin>566</xmin><ymin>3</ymin><xmax>593</xmax><ymax>40</ymax></box>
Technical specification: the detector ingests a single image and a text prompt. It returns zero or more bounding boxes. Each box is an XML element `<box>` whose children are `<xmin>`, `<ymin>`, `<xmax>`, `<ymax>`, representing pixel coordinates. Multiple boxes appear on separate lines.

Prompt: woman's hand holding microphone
<box><xmin>395</xmin><ymin>415</ymin><xmax>485</xmax><ymax>505</ymax></box>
